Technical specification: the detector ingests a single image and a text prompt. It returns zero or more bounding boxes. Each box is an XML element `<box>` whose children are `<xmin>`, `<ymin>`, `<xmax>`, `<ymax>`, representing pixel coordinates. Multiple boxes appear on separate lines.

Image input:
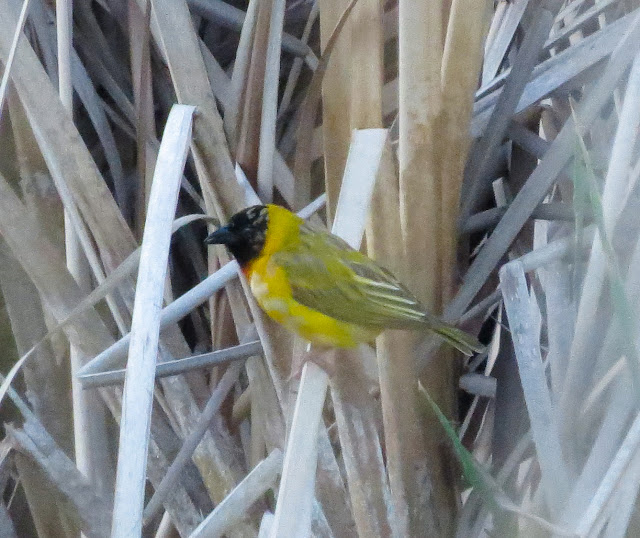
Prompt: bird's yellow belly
<box><xmin>248</xmin><ymin>261</ymin><xmax>378</xmax><ymax>348</ymax></box>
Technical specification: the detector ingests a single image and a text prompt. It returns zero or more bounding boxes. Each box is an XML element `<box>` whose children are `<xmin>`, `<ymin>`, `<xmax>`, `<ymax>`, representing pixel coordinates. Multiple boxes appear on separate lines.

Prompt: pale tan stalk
<box><xmin>6</xmin><ymin>91</ymin><xmax>72</xmax><ymax>450</ymax></box>
<box><xmin>14</xmin><ymin>454</ymin><xmax>72</xmax><ymax>538</ymax></box>
<box><xmin>236</xmin><ymin>0</ymin><xmax>272</xmax><ymax>184</ymax></box>
<box><xmin>257</xmin><ymin>0</ymin><xmax>286</xmax><ymax>202</ymax></box>
<box><xmin>350</xmin><ymin>0</ymin><xmax>383</xmax><ymax>128</ymax></box>
<box><xmin>278</xmin><ymin>3</ymin><xmax>318</xmax><ymax>119</ymax></box>
<box><xmin>56</xmin><ymin>0</ymin><xmax>114</xmax><ymax>508</ymax></box>
<box><xmin>431</xmin><ymin>6</ymin><xmax>487</xmax><ymax>512</ymax></box>
<box><xmin>346</xmin><ymin>2</ymin><xmax>406</xmax><ymax>535</ymax></box>
<box><xmin>0</xmin><ymin>244</ymin><xmax>73</xmax><ymax>455</ymax></box>
<box><xmin>398</xmin><ymin>0</ymin><xmax>443</xmax><ymax>310</ymax></box>
<box><xmin>293</xmin><ymin>0</ymin><xmax>358</xmax><ymax>211</ymax></box>
<box><xmin>0</xmin><ymin>8</ymin><xmax>136</xmax><ymax>271</ymax></box>
<box><xmin>439</xmin><ymin>0</ymin><xmax>490</xmax><ymax>304</ymax></box>
<box><xmin>368</xmin><ymin>141</ymin><xmax>444</xmax><ymax>536</ymax></box>
<box><xmin>328</xmin><ymin>348</ymin><xmax>396</xmax><ymax>537</ymax></box>
<box><xmin>129</xmin><ymin>0</ymin><xmax>155</xmax><ymax>236</ymax></box>
<box><xmin>319</xmin><ymin>0</ymin><xmax>353</xmax><ymax>221</ymax></box>
<box><xmin>225</xmin><ymin>0</ymin><xmax>259</xmax><ymax>153</ymax></box>
<box><xmin>397</xmin><ymin>0</ymin><xmax>459</xmax><ymax>535</ymax></box>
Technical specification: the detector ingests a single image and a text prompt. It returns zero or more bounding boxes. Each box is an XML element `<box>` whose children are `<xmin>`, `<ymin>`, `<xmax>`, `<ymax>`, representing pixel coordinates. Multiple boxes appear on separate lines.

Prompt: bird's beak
<box><xmin>204</xmin><ymin>226</ymin><xmax>235</xmax><ymax>245</ymax></box>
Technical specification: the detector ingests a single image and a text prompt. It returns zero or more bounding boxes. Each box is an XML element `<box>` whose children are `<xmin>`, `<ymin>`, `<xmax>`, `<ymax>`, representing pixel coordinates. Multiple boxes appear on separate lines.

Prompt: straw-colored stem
<box><xmin>236</xmin><ymin>0</ymin><xmax>271</xmax><ymax>185</ymax></box>
<box><xmin>328</xmin><ymin>349</ymin><xmax>396</xmax><ymax>536</ymax></box>
<box><xmin>129</xmin><ymin>0</ymin><xmax>155</xmax><ymax>237</ymax></box>
<box><xmin>439</xmin><ymin>0</ymin><xmax>489</xmax><ymax>304</ymax></box>
<box><xmin>56</xmin><ymin>0</ymin><xmax>114</xmax><ymax>507</ymax></box>
<box><xmin>225</xmin><ymin>0</ymin><xmax>259</xmax><ymax>153</ymax></box>
<box><xmin>257</xmin><ymin>0</ymin><xmax>285</xmax><ymax>202</ymax></box>
<box><xmin>367</xmin><ymin>141</ymin><xmax>443</xmax><ymax>536</ymax></box>
<box><xmin>428</xmin><ymin>8</ymin><xmax>489</xmax><ymax>516</ymax></box>
<box><xmin>398</xmin><ymin>0</ymin><xmax>461</xmax><ymax>534</ymax></box>
<box><xmin>278</xmin><ymin>3</ymin><xmax>318</xmax><ymax>118</ymax></box>
<box><xmin>269</xmin><ymin>361</ymin><xmax>329</xmax><ymax>537</ymax></box>
<box><xmin>350</xmin><ymin>0</ymin><xmax>383</xmax><ymax>128</ymax></box>
<box><xmin>398</xmin><ymin>0</ymin><xmax>443</xmax><ymax>310</ymax></box>
<box><xmin>319</xmin><ymin>0</ymin><xmax>354</xmax><ymax>222</ymax></box>
<box><xmin>293</xmin><ymin>0</ymin><xmax>358</xmax><ymax>211</ymax></box>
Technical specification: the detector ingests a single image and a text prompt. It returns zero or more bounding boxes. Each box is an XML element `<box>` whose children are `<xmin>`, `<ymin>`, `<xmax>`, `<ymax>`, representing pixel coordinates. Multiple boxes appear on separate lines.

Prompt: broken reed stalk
<box><xmin>500</xmin><ymin>260</ymin><xmax>570</xmax><ymax>515</ymax></box>
<box><xmin>190</xmin><ymin>449</ymin><xmax>283</xmax><ymax>537</ymax></box>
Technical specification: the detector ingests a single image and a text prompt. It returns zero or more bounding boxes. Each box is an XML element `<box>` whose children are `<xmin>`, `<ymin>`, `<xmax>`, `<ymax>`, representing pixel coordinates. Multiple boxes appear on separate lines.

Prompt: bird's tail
<box><xmin>429</xmin><ymin>321</ymin><xmax>483</xmax><ymax>357</ymax></box>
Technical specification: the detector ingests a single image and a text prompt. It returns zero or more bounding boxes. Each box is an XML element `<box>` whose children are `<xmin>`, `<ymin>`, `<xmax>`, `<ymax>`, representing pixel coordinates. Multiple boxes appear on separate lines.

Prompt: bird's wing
<box><xmin>272</xmin><ymin>223</ymin><xmax>430</xmax><ymax>329</ymax></box>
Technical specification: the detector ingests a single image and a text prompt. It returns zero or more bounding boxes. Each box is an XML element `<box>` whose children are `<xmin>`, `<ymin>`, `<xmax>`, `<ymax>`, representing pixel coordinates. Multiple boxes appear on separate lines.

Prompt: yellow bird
<box><xmin>205</xmin><ymin>204</ymin><xmax>482</xmax><ymax>355</ymax></box>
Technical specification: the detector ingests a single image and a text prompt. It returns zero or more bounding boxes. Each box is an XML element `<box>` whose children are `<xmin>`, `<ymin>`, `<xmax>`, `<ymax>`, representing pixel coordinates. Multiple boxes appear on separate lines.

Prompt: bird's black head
<box><xmin>204</xmin><ymin>205</ymin><xmax>268</xmax><ymax>267</ymax></box>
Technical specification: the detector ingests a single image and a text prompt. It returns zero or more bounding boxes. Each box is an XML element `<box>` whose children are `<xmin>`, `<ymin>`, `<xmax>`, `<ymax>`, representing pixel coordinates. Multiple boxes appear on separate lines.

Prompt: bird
<box><xmin>204</xmin><ymin>204</ymin><xmax>482</xmax><ymax>356</ymax></box>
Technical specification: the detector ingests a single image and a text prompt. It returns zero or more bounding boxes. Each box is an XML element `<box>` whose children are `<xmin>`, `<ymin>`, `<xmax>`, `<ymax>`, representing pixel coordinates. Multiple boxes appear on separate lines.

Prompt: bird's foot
<box><xmin>288</xmin><ymin>346</ymin><xmax>337</xmax><ymax>382</ymax></box>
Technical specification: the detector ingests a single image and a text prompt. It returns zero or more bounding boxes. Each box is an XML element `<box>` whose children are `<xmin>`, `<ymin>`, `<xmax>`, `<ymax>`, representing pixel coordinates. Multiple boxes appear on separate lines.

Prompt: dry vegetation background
<box><xmin>0</xmin><ymin>0</ymin><xmax>639</xmax><ymax>536</ymax></box>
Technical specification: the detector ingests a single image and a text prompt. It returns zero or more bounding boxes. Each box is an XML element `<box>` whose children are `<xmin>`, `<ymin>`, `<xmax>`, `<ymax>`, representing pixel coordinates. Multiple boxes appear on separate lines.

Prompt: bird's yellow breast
<box><xmin>244</xmin><ymin>206</ymin><xmax>378</xmax><ymax>348</ymax></box>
